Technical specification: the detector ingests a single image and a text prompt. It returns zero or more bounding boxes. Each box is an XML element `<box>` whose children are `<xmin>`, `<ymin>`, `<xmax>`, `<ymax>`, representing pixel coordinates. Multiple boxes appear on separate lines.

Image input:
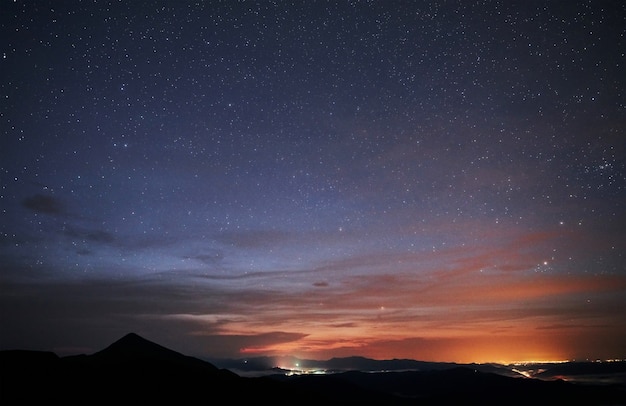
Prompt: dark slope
<box><xmin>331</xmin><ymin>367</ymin><xmax>626</xmax><ymax>405</ymax></box>
<box><xmin>535</xmin><ymin>360</ymin><xmax>626</xmax><ymax>379</ymax></box>
<box><xmin>2</xmin><ymin>334</ymin><xmax>625</xmax><ymax>405</ymax></box>
<box><xmin>268</xmin><ymin>366</ymin><xmax>626</xmax><ymax>405</ymax></box>
<box><xmin>0</xmin><ymin>349</ymin><xmax>62</xmax><ymax>404</ymax></box>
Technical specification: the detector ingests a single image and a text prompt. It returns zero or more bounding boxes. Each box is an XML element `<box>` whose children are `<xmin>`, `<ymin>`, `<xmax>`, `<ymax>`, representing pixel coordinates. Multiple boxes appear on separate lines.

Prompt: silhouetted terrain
<box><xmin>209</xmin><ymin>354</ymin><xmax>523</xmax><ymax>378</ymax></box>
<box><xmin>535</xmin><ymin>360</ymin><xmax>626</xmax><ymax>379</ymax></box>
<box><xmin>1</xmin><ymin>333</ymin><xmax>625</xmax><ymax>405</ymax></box>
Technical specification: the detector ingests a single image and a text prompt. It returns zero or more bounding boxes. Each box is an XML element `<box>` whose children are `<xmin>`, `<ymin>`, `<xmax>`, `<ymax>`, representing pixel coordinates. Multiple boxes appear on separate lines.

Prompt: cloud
<box><xmin>535</xmin><ymin>323</ymin><xmax>594</xmax><ymax>330</ymax></box>
<box><xmin>330</xmin><ymin>322</ymin><xmax>358</xmax><ymax>328</ymax></box>
<box><xmin>21</xmin><ymin>194</ymin><xmax>65</xmax><ymax>215</ymax></box>
<box><xmin>193</xmin><ymin>331</ymin><xmax>309</xmax><ymax>356</ymax></box>
<box><xmin>313</xmin><ymin>281</ymin><xmax>329</xmax><ymax>287</ymax></box>
<box><xmin>0</xmin><ymin>275</ymin><xmax>233</xmax><ymax>345</ymax></box>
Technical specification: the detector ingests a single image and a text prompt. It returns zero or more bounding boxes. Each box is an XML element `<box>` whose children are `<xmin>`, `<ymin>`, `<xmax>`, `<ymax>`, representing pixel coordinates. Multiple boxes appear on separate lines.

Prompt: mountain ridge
<box><xmin>207</xmin><ymin>353</ymin><xmax>525</xmax><ymax>379</ymax></box>
<box><xmin>1</xmin><ymin>333</ymin><xmax>625</xmax><ymax>405</ymax></box>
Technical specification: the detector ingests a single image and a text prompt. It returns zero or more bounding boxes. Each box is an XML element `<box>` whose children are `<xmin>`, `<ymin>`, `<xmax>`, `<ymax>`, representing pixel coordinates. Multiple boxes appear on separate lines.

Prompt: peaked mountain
<box><xmin>96</xmin><ymin>332</ymin><xmax>181</xmax><ymax>359</ymax></box>
<box><xmin>88</xmin><ymin>332</ymin><xmax>219</xmax><ymax>372</ymax></box>
<box><xmin>0</xmin><ymin>333</ymin><xmax>240</xmax><ymax>405</ymax></box>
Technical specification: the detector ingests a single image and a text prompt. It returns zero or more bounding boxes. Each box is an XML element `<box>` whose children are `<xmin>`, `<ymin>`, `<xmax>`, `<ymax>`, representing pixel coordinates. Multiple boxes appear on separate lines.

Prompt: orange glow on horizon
<box><xmin>183</xmin><ymin>233</ymin><xmax>626</xmax><ymax>364</ymax></box>
<box><xmin>233</xmin><ymin>327</ymin><xmax>577</xmax><ymax>364</ymax></box>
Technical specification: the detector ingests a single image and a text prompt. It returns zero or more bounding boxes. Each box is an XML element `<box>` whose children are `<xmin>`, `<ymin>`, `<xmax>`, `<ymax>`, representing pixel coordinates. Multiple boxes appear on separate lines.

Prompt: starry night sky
<box><xmin>1</xmin><ymin>1</ymin><xmax>625</xmax><ymax>363</ymax></box>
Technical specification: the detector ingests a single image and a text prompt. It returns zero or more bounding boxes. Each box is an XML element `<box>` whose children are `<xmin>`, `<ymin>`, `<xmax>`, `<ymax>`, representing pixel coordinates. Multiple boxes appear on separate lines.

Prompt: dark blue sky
<box><xmin>1</xmin><ymin>0</ymin><xmax>625</xmax><ymax>362</ymax></box>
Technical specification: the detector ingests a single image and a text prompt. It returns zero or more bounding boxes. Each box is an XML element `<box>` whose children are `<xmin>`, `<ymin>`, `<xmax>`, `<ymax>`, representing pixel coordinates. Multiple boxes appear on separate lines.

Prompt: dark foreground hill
<box><xmin>1</xmin><ymin>333</ymin><xmax>625</xmax><ymax>405</ymax></box>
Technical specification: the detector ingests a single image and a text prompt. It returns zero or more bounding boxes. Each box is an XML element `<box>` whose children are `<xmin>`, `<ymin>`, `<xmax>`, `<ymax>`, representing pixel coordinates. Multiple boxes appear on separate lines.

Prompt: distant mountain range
<box><xmin>1</xmin><ymin>333</ymin><xmax>625</xmax><ymax>405</ymax></box>
<box><xmin>207</xmin><ymin>354</ymin><xmax>524</xmax><ymax>378</ymax></box>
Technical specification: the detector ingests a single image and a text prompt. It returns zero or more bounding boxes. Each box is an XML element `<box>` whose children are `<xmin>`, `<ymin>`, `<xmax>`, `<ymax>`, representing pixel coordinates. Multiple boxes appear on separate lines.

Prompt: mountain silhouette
<box><xmin>1</xmin><ymin>333</ymin><xmax>625</xmax><ymax>405</ymax></box>
<box><xmin>88</xmin><ymin>332</ymin><xmax>220</xmax><ymax>373</ymax></box>
<box><xmin>97</xmin><ymin>332</ymin><xmax>182</xmax><ymax>358</ymax></box>
<box><xmin>0</xmin><ymin>333</ymin><xmax>331</xmax><ymax>405</ymax></box>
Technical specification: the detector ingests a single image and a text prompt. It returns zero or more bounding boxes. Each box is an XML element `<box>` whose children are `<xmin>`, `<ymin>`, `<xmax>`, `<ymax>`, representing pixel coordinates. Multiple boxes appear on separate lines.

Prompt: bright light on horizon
<box><xmin>510</xmin><ymin>359</ymin><xmax>570</xmax><ymax>365</ymax></box>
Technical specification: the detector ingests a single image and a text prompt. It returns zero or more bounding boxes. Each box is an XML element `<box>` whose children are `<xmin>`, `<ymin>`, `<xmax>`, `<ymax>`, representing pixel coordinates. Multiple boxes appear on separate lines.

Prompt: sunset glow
<box><xmin>1</xmin><ymin>1</ymin><xmax>624</xmax><ymax>365</ymax></box>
